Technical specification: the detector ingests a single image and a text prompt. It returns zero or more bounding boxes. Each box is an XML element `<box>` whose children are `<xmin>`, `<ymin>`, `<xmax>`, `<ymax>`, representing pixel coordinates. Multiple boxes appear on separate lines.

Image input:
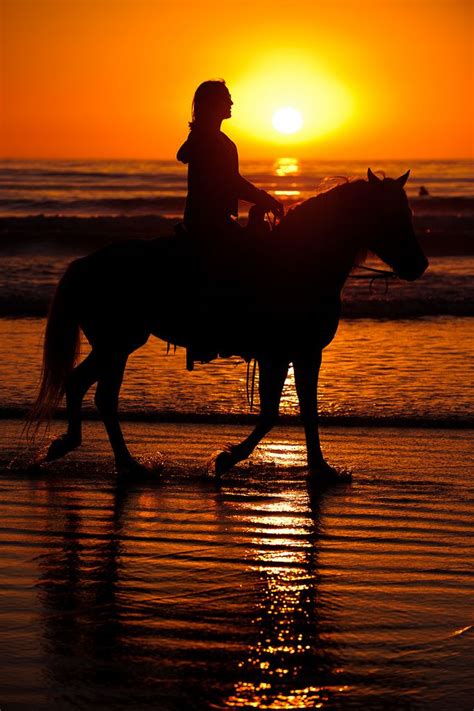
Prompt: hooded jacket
<box><xmin>177</xmin><ymin>127</ymin><xmax>265</xmax><ymax>228</ymax></box>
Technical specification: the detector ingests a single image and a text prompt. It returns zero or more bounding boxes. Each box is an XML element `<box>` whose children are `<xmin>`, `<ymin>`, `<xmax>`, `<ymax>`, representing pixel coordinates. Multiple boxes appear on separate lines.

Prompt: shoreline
<box><xmin>3</xmin><ymin>410</ymin><xmax>473</xmax><ymax>428</ymax></box>
<box><xmin>2</xmin><ymin>418</ymin><xmax>473</xmax><ymax>465</ymax></box>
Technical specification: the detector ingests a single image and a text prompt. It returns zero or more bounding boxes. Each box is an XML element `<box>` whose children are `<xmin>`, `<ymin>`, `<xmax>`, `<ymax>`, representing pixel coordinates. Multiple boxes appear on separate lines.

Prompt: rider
<box><xmin>177</xmin><ymin>79</ymin><xmax>283</xmax><ymax>245</ymax></box>
<box><xmin>177</xmin><ymin>80</ymin><xmax>283</xmax><ymax>367</ymax></box>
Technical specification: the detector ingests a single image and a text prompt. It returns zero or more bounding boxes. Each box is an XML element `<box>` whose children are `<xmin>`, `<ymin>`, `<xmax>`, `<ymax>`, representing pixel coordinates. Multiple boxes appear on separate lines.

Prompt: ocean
<box><xmin>0</xmin><ymin>158</ymin><xmax>472</xmax><ymax>424</ymax></box>
<box><xmin>0</xmin><ymin>157</ymin><xmax>473</xmax><ymax>217</ymax></box>
<box><xmin>0</xmin><ymin>158</ymin><xmax>473</xmax><ymax>709</ymax></box>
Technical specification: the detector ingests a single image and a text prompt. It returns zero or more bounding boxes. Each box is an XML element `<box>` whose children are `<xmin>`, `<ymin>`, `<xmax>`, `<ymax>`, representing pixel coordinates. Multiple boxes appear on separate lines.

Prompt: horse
<box><xmin>29</xmin><ymin>169</ymin><xmax>428</xmax><ymax>483</ymax></box>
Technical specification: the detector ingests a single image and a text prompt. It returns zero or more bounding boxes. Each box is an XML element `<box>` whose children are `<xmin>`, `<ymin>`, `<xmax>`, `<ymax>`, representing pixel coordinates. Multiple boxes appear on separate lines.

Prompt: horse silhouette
<box><xmin>29</xmin><ymin>169</ymin><xmax>428</xmax><ymax>482</ymax></box>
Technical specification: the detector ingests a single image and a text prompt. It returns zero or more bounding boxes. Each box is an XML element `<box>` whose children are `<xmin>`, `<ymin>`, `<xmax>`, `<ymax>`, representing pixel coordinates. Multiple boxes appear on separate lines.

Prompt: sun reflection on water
<box><xmin>273</xmin><ymin>157</ymin><xmax>301</xmax><ymax>199</ymax></box>
<box><xmin>274</xmin><ymin>190</ymin><xmax>300</xmax><ymax>196</ymax></box>
<box><xmin>254</xmin><ymin>437</ymin><xmax>306</xmax><ymax>468</ymax></box>
<box><xmin>222</xmin><ymin>489</ymin><xmax>349</xmax><ymax>709</ymax></box>
<box><xmin>274</xmin><ymin>157</ymin><xmax>300</xmax><ymax>177</ymax></box>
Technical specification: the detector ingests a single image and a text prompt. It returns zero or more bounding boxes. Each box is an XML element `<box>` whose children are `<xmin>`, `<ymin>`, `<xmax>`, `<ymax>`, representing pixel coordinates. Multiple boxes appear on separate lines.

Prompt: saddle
<box><xmin>174</xmin><ymin>207</ymin><xmax>272</xmax><ymax>370</ymax></box>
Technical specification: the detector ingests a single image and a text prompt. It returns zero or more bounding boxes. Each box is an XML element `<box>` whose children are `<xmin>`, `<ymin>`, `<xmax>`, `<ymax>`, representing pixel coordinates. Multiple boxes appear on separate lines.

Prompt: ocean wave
<box><xmin>0</xmin><ymin>167</ymin><xmax>186</xmax><ymax>181</ymax></box>
<box><xmin>0</xmin><ymin>293</ymin><xmax>472</xmax><ymax>318</ymax></box>
<box><xmin>1</xmin><ymin>197</ymin><xmax>474</xmax><ymax>224</ymax></box>
<box><xmin>0</xmin><ymin>196</ymin><xmax>186</xmax><ymax>216</ymax></box>
<box><xmin>0</xmin><ymin>182</ymin><xmax>184</xmax><ymax>192</ymax></box>
<box><xmin>0</xmin><ymin>218</ymin><xmax>472</xmax><ymax>315</ymax></box>
<box><xmin>1</xmin><ymin>158</ymin><xmax>474</xmax><ymax>218</ymax></box>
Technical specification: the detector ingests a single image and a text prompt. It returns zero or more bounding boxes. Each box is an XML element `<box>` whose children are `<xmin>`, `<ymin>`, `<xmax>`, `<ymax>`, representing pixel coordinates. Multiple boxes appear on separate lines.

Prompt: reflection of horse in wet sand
<box><xmin>30</xmin><ymin>170</ymin><xmax>428</xmax><ymax>482</ymax></box>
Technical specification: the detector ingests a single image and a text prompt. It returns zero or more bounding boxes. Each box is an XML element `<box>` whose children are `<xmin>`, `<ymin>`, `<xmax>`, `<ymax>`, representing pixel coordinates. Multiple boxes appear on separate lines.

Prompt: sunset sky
<box><xmin>1</xmin><ymin>0</ymin><xmax>472</xmax><ymax>160</ymax></box>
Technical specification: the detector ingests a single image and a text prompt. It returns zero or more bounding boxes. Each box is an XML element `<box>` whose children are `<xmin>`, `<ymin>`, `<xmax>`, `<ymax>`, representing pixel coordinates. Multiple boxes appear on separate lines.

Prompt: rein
<box><xmin>246</xmin><ymin>358</ymin><xmax>257</xmax><ymax>411</ymax></box>
<box><xmin>349</xmin><ymin>265</ymin><xmax>397</xmax><ymax>294</ymax></box>
<box><xmin>350</xmin><ymin>264</ymin><xmax>397</xmax><ymax>278</ymax></box>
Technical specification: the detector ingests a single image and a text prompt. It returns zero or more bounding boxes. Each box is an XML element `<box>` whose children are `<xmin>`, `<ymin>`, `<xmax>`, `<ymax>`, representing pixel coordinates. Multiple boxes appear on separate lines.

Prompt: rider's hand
<box><xmin>270</xmin><ymin>198</ymin><xmax>284</xmax><ymax>221</ymax></box>
<box><xmin>259</xmin><ymin>191</ymin><xmax>284</xmax><ymax>220</ymax></box>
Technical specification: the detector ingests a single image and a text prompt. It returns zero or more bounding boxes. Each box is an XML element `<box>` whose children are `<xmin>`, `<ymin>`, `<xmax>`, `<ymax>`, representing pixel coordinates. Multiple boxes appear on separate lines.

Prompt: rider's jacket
<box><xmin>177</xmin><ymin>126</ymin><xmax>264</xmax><ymax>230</ymax></box>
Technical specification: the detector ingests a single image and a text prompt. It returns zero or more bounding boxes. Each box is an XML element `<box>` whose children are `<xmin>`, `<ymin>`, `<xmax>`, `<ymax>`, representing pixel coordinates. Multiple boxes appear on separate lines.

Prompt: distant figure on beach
<box><xmin>419</xmin><ymin>185</ymin><xmax>429</xmax><ymax>196</ymax></box>
<box><xmin>177</xmin><ymin>79</ymin><xmax>283</xmax><ymax>241</ymax></box>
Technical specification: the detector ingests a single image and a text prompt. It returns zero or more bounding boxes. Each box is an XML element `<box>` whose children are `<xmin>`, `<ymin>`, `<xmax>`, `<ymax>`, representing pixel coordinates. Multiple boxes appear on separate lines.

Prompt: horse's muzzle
<box><xmin>397</xmin><ymin>254</ymin><xmax>429</xmax><ymax>281</ymax></box>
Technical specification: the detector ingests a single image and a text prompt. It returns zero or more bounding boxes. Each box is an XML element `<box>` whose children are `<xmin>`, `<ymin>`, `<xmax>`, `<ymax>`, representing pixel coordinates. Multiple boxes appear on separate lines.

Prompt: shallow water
<box><xmin>0</xmin><ymin>422</ymin><xmax>473</xmax><ymax>710</ymax></box>
<box><xmin>0</xmin><ymin>315</ymin><xmax>472</xmax><ymax>424</ymax></box>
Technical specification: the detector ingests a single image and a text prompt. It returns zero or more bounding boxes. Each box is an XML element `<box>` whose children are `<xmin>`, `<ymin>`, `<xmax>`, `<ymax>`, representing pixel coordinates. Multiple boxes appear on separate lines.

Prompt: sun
<box><xmin>231</xmin><ymin>56</ymin><xmax>354</xmax><ymax>146</ymax></box>
<box><xmin>272</xmin><ymin>107</ymin><xmax>303</xmax><ymax>134</ymax></box>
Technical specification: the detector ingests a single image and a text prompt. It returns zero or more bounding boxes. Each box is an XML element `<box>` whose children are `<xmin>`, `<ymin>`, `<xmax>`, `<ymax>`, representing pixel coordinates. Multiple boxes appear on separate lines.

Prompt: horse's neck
<box><xmin>313</xmin><ymin>245</ymin><xmax>359</xmax><ymax>297</ymax></box>
<box><xmin>310</xmin><ymin>185</ymin><xmax>369</xmax><ymax>280</ymax></box>
<box><xmin>278</xmin><ymin>212</ymin><xmax>363</xmax><ymax>294</ymax></box>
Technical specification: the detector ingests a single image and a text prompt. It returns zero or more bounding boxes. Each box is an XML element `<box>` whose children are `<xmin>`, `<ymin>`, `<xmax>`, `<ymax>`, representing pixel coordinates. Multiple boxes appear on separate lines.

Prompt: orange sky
<box><xmin>0</xmin><ymin>0</ymin><xmax>472</xmax><ymax>160</ymax></box>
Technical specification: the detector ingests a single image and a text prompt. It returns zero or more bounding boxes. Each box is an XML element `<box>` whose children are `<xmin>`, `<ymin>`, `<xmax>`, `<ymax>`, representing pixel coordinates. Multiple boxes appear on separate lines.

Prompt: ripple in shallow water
<box><xmin>0</xmin><ymin>422</ymin><xmax>472</xmax><ymax>710</ymax></box>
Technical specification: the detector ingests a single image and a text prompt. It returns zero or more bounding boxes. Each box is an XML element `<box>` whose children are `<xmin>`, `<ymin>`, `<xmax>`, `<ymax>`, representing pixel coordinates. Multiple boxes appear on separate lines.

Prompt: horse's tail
<box><xmin>27</xmin><ymin>262</ymin><xmax>81</xmax><ymax>431</ymax></box>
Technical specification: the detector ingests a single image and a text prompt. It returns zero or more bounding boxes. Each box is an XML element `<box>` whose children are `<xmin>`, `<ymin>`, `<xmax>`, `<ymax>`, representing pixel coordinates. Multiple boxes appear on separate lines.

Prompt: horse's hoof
<box><xmin>308</xmin><ymin>462</ymin><xmax>353</xmax><ymax>486</ymax></box>
<box><xmin>116</xmin><ymin>458</ymin><xmax>159</xmax><ymax>480</ymax></box>
<box><xmin>211</xmin><ymin>448</ymin><xmax>237</xmax><ymax>478</ymax></box>
<box><xmin>45</xmin><ymin>434</ymin><xmax>81</xmax><ymax>462</ymax></box>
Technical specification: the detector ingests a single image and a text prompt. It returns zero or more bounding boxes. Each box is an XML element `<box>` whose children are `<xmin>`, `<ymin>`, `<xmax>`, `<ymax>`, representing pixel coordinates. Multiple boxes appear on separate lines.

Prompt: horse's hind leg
<box><xmin>94</xmin><ymin>349</ymin><xmax>144</xmax><ymax>474</ymax></box>
<box><xmin>66</xmin><ymin>352</ymin><xmax>99</xmax><ymax>442</ymax></box>
<box><xmin>46</xmin><ymin>352</ymin><xmax>99</xmax><ymax>461</ymax></box>
<box><xmin>214</xmin><ymin>358</ymin><xmax>289</xmax><ymax>476</ymax></box>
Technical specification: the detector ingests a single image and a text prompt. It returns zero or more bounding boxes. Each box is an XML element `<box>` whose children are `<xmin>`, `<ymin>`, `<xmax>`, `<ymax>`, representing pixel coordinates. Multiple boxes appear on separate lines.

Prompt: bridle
<box><xmin>350</xmin><ymin>264</ymin><xmax>396</xmax><ymax>278</ymax></box>
<box><xmin>265</xmin><ymin>211</ymin><xmax>398</xmax><ymax>291</ymax></box>
<box><xmin>348</xmin><ymin>264</ymin><xmax>397</xmax><ymax>294</ymax></box>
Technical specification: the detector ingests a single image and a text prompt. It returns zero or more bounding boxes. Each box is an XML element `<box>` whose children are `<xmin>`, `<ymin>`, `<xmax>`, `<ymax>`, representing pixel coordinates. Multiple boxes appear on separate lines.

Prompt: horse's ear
<box><xmin>397</xmin><ymin>170</ymin><xmax>410</xmax><ymax>187</ymax></box>
<box><xmin>367</xmin><ymin>168</ymin><xmax>381</xmax><ymax>184</ymax></box>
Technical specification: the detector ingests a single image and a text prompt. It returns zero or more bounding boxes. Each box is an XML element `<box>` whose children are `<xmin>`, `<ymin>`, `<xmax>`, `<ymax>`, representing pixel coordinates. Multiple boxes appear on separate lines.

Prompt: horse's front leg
<box><xmin>214</xmin><ymin>357</ymin><xmax>289</xmax><ymax>476</ymax></box>
<box><xmin>293</xmin><ymin>353</ymin><xmax>351</xmax><ymax>483</ymax></box>
<box><xmin>293</xmin><ymin>353</ymin><xmax>324</xmax><ymax>471</ymax></box>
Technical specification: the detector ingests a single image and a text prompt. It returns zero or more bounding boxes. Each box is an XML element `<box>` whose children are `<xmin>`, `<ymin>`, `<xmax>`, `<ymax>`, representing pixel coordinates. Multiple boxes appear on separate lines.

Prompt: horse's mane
<box><xmin>277</xmin><ymin>177</ymin><xmax>366</xmax><ymax>233</ymax></box>
<box><xmin>275</xmin><ymin>176</ymin><xmax>370</xmax><ymax>265</ymax></box>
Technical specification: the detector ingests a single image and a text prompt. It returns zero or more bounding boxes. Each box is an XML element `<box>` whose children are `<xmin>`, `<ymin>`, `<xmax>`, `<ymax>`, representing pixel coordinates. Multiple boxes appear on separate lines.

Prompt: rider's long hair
<box><xmin>189</xmin><ymin>79</ymin><xmax>228</xmax><ymax>129</ymax></box>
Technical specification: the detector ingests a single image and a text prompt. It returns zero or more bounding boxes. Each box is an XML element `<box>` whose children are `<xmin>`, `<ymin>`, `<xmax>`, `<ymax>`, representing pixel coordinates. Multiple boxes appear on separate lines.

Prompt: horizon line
<box><xmin>1</xmin><ymin>156</ymin><xmax>472</xmax><ymax>162</ymax></box>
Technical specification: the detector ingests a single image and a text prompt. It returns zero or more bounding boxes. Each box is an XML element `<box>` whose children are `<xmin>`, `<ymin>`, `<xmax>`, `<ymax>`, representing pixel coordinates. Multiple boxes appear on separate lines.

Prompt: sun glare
<box><xmin>231</xmin><ymin>55</ymin><xmax>354</xmax><ymax>148</ymax></box>
<box><xmin>272</xmin><ymin>107</ymin><xmax>303</xmax><ymax>134</ymax></box>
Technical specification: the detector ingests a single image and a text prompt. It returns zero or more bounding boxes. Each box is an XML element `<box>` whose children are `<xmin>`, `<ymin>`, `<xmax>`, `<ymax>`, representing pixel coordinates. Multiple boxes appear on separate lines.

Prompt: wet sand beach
<box><xmin>0</xmin><ymin>421</ymin><xmax>472</xmax><ymax>710</ymax></box>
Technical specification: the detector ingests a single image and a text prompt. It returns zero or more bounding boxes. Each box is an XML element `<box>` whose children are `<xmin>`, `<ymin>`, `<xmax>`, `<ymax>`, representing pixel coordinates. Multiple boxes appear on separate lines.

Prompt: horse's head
<box><xmin>365</xmin><ymin>169</ymin><xmax>428</xmax><ymax>281</ymax></box>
